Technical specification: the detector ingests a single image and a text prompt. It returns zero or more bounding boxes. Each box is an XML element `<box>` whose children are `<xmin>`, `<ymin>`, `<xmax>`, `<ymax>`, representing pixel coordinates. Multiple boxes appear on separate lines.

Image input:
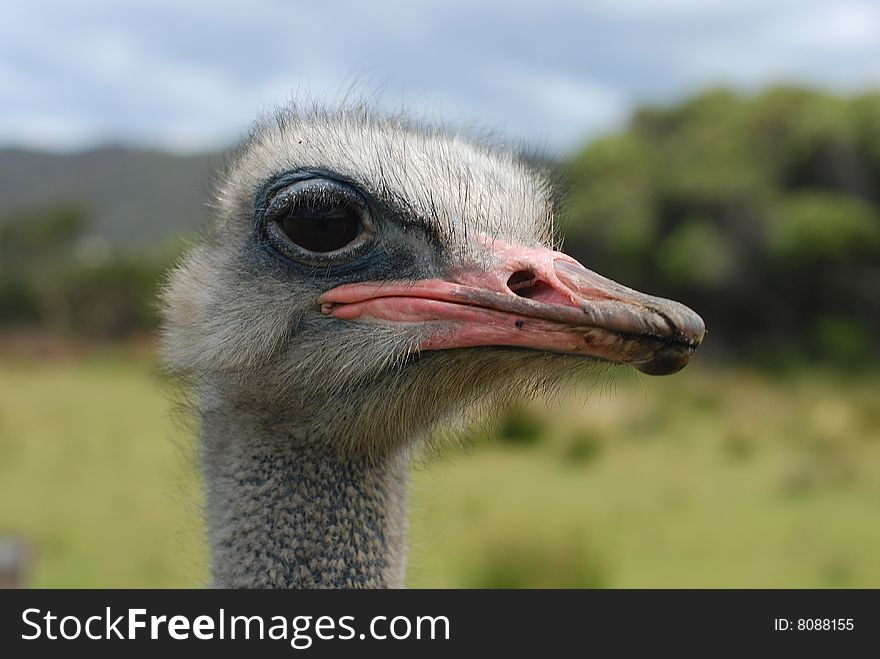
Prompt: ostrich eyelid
<box><xmin>261</xmin><ymin>179</ymin><xmax>377</xmax><ymax>265</ymax></box>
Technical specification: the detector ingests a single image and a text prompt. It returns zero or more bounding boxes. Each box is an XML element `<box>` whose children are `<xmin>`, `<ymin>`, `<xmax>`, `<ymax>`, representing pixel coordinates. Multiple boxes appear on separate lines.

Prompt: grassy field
<box><xmin>1</xmin><ymin>353</ymin><xmax>878</xmax><ymax>588</ymax></box>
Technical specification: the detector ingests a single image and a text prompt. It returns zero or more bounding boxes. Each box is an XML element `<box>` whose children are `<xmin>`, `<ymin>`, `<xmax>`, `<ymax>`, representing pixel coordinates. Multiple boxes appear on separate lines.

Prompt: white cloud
<box><xmin>1</xmin><ymin>0</ymin><xmax>879</xmax><ymax>153</ymax></box>
<box><xmin>528</xmin><ymin>76</ymin><xmax>624</xmax><ymax>126</ymax></box>
<box><xmin>768</xmin><ymin>2</ymin><xmax>880</xmax><ymax>50</ymax></box>
<box><xmin>480</xmin><ymin>66</ymin><xmax>627</xmax><ymax>150</ymax></box>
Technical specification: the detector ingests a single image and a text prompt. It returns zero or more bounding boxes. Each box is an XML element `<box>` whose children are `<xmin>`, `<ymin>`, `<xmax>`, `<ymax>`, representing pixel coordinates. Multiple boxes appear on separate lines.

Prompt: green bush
<box><xmin>0</xmin><ymin>276</ymin><xmax>40</xmax><ymax>323</ymax></box>
<box><xmin>0</xmin><ymin>206</ymin><xmax>176</xmax><ymax>339</ymax></box>
<box><xmin>768</xmin><ymin>192</ymin><xmax>880</xmax><ymax>264</ymax></box>
<box><xmin>496</xmin><ymin>406</ymin><xmax>545</xmax><ymax>445</ymax></box>
<box><xmin>562</xmin><ymin>86</ymin><xmax>880</xmax><ymax>365</ymax></box>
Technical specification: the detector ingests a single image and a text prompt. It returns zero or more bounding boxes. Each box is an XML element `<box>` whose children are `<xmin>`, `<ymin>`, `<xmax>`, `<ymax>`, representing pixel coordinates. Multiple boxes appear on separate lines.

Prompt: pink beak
<box><xmin>318</xmin><ymin>241</ymin><xmax>705</xmax><ymax>375</ymax></box>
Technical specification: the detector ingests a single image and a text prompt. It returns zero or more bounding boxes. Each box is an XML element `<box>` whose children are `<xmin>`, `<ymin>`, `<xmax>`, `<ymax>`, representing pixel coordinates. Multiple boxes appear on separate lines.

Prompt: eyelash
<box><xmin>261</xmin><ymin>179</ymin><xmax>376</xmax><ymax>265</ymax></box>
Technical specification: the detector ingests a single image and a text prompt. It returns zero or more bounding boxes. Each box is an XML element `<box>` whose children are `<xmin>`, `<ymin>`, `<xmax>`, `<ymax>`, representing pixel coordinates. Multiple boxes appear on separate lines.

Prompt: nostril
<box><xmin>507</xmin><ymin>270</ymin><xmax>536</xmax><ymax>293</ymax></box>
<box><xmin>506</xmin><ymin>270</ymin><xmax>556</xmax><ymax>301</ymax></box>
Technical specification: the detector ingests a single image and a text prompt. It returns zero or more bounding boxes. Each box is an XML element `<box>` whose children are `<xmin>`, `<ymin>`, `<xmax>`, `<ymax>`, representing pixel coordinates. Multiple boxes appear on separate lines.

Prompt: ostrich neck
<box><xmin>199</xmin><ymin>398</ymin><xmax>410</xmax><ymax>588</ymax></box>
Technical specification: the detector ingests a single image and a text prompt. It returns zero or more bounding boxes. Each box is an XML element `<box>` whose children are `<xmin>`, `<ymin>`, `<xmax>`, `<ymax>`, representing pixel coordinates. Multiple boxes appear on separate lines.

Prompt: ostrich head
<box><xmin>160</xmin><ymin>106</ymin><xmax>704</xmax><ymax>587</ymax></box>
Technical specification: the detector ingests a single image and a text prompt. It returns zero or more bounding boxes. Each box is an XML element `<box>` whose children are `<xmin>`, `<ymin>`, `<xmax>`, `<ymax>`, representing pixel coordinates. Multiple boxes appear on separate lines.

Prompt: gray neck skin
<box><xmin>199</xmin><ymin>401</ymin><xmax>410</xmax><ymax>588</ymax></box>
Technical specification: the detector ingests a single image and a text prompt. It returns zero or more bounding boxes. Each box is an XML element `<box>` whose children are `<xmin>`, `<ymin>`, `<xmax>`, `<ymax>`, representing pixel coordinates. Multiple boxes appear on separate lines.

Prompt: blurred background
<box><xmin>1</xmin><ymin>0</ymin><xmax>879</xmax><ymax>587</ymax></box>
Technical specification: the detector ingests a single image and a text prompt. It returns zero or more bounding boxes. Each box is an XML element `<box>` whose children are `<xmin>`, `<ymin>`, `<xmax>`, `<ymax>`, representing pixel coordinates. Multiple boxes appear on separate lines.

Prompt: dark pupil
<box><xmin>279</xmin><ymin>201</ymin><xmax>362</xmax><ymax>253</ymax></box>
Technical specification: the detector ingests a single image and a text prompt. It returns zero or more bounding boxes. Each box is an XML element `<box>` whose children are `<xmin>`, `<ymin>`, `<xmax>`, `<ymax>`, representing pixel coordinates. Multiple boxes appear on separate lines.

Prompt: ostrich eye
<box><xmin>278</xmin><ymin>198</ymin><xmax>363</xmax><ymax>253</ymax></box>
<box><xmin>266</xmin><ymin>178</ymin><xmax>374</xmax><ymax>260</ymax></box>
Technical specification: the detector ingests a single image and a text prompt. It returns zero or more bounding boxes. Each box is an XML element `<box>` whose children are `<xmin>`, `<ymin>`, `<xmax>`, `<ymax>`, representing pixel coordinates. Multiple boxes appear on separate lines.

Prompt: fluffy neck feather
<box><xmin>199</xmin><ymin>395</ymin><xmax>410</xmax><ymax>588</ymax></box>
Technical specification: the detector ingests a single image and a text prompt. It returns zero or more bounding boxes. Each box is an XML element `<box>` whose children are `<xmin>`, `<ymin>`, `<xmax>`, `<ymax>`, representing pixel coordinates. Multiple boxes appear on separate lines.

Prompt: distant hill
<box><xmin>0</xmin><ymin>147</ymin><xmax>221</xmax><ymax>248</ymax></box>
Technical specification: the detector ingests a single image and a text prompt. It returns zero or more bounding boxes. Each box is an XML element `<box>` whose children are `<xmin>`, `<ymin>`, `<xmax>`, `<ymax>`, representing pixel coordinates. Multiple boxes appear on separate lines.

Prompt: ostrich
<box><xmin>160</xmin><ymin>106</ymin><xmax>704</xmax><ymax>588</ymax></box>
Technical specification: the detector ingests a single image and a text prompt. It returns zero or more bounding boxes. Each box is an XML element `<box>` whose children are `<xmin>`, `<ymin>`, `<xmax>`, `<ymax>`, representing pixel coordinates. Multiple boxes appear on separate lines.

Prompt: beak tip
<box><xmin>666</xmin><ymin>301</ymin><xmax>706</xmax><ymax>347</ymax></box>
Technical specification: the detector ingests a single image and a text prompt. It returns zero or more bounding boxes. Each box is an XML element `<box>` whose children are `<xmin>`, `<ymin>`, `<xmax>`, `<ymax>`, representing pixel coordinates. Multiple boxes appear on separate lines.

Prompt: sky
<box><xmin>2</xmin><ymin>0</ymin><xmax>879</xmax><ymax>154</ymax></box>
